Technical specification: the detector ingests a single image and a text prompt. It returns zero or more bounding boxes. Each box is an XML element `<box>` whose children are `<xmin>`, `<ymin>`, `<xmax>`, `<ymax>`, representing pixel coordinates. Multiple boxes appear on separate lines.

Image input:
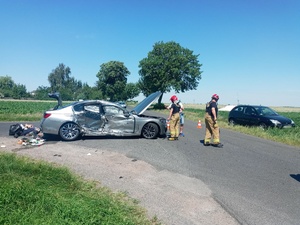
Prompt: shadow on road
<box><xmin>43</xmin><ymin>134</ymin><xmax>167</xmax><ymax>142</ymax></box>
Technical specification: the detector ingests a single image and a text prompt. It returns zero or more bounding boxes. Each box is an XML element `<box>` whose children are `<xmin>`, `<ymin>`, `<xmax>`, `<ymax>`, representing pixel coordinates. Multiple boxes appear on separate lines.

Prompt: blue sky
<box><xmin>1</xmin><ymin>0</ymin><xmax>299</xmax><ymax>106</ymax></box>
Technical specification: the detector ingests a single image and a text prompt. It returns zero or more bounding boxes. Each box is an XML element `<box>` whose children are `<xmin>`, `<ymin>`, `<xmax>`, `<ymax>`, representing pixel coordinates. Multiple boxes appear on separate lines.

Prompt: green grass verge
<box><xmin>0</xmin><ymin>152</ymin><xmax>161</xmax><ymax>225</ymax></box>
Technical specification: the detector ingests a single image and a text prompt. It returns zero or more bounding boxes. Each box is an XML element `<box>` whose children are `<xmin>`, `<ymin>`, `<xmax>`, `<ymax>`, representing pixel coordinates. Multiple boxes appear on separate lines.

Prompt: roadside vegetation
<box><xmin>0</xmin><ymin>152</ymin><xmax>161</xmax><ymax>225</ymax></box>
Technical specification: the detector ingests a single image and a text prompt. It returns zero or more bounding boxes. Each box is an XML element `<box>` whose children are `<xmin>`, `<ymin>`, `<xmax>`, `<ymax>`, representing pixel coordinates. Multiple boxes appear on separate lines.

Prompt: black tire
<box><xmin>259</xmin><ymin>122</ymin><xmax>267</xmax><ymax>130</ymax></box>
<box><xmin>59</xmin><ymin>122</ymin><xmax>81</xmax><ymax>141</ymax></box>
<box><xmin>141</xmin><ymin>123</ymin><xmax>159</xmax><ymax>139</ymax></box>
<box><xmin>228</xmin><ymin>118</ymin><xmax>236</xmax><ymax>126</ymax></box>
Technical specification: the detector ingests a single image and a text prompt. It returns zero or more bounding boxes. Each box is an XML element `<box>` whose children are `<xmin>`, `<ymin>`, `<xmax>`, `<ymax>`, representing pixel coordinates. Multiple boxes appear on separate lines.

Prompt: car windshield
<box><xmin>255</xmin><ymin>106</ymin><xmax>278</xmax><ymax>116</ymax></box>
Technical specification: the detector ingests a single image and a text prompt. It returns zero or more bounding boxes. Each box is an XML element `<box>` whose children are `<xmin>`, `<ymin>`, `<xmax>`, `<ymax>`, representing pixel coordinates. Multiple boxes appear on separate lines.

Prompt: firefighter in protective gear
<box><xmin>204</xmin><ymin>94</ymin><xmax>223</xmax><ymax>147</ymax></box>
<box><xmin>166</xmin><ymin>97</ymin><xmax>185</xmax><ymax>136</ymax></box>
<box><xmin>167</xmin><ymin>95</ymin><xmax>181</xmax><ymax>141</ymax></box>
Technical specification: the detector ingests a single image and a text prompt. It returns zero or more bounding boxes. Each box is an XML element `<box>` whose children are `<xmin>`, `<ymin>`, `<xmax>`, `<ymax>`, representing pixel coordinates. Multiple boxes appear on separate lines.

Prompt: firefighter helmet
<box><xmin>212</xmin><ymin>94</ymin><xmax>219</xmax><ymax>101</ymax></box>
<box><xmin>170</xmin><ymin>95</ymin><xmax>178</xmax><ymax>102</ymax></box>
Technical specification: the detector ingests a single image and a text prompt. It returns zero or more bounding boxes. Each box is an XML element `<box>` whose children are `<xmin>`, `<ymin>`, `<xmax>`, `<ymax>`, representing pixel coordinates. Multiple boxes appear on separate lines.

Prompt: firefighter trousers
<box><xmin>204</xmin><ymin>112</ymin><xmax>220</xmax><ymax>144</ymax></box>
<box><xmin>170</xmin><ymin>113</ymin><xmax>180</xmax><ymax>138</ymax></box>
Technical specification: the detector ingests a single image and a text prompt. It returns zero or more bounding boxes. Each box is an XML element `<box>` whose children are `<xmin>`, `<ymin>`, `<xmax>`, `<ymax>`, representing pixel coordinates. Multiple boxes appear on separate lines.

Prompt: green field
<box><xmin>0</xmin><ymin>100</ymin><xmax>57</xmax><ymax>121</ymax></box>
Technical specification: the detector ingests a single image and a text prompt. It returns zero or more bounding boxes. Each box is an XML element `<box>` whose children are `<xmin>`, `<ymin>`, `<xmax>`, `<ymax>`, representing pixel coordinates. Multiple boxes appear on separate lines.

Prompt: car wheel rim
<box><xmin>259</xmin><ymin>123</ymin><xmax>267</xmax><ymax>130</ymax></box>
<box><xmin>61</xmin><ymin>123</ymin><xmax>80</xmax><ymax>140</ymax></box>
<box><xmin>142</xmin><ymin>123</ymin><xmax>157</xmax><ymax>139</ymax></box>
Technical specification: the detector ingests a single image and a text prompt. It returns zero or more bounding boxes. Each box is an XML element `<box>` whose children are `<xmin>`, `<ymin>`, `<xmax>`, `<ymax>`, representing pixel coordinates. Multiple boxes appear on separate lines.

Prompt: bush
<box><xmin>152</xmin><ymin>103</ymin><xmax>166</xmax><ymax>110</ymax></box>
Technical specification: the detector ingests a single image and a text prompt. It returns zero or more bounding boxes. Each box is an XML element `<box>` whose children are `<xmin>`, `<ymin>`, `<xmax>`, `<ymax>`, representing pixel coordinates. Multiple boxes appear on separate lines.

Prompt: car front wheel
<box><xmin>141</xmin><ymin>123</ymin><xmax>159</xmax><ymax>139</ymax></box>
<box><xmin>59</xmin><ymin>122</ymin><xmax>81</xmax><ymax>141</ymax></box>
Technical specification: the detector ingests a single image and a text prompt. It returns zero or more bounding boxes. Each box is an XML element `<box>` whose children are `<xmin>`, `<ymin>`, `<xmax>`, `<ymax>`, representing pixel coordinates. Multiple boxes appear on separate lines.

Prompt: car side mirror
<box><xmin>124</xmin><ymin>111</ymin><xmax>130</xmax><ymax>117</ymax></box>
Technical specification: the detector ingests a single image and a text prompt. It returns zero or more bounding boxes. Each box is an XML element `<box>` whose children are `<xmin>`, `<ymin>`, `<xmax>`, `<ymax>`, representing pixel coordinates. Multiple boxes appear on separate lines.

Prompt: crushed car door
<box><xmin>74</xmin><ymin>103</ymin><xmax>103</xmax><ymax>130</ymax></box>
<box><xmin>103</xmin><ymin>105</ymin><xmax>134</xmax><ymax>133</ymax></box>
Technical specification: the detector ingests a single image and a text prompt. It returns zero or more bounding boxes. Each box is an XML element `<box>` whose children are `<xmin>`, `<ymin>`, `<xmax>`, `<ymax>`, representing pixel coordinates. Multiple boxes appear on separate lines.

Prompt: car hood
<box><xmin>131</xmin><ymin>91</ymin><xmax>162</xmax><ymax>115</ymax></box>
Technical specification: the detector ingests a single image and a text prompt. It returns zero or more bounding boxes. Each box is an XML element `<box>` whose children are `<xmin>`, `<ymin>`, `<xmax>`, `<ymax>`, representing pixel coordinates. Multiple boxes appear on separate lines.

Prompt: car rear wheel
<box><xmin>259</xmin><ymin>122</ymin><xmax>268</xmax><ymax>130</ymax></box>
<box><xmin>228</xmin><ymin>118</ymin><xmax>236</xmax><ymax>126</ymax></box>
<box><xmin>141</xmin><ymin>123</ymin><xmax>159</xmax><ymax>139</ymax></box>
<box><xmin>59</xmin><ymin>122</ymin><xmax>81</xmax><ymax>141</ymax></box>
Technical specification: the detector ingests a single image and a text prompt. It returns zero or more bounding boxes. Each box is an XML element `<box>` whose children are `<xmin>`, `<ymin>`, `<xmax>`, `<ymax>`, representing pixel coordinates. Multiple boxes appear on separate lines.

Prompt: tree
<box><xmin>0</xmin><ymin>75</ymin><xmax>15</xmax><ymax>97</ymax></box>
<box><xmin>34</xmin><ymin>86</ymin><xmax>52</xmax><ymax>100</ymax></box>
<box><xmin>125</xmin><ymin>83</ymin><xmax>140</xmax><ymax>100</ymax></box>
<box><xmin>76</xmin><ymin>83</ymin><xmax>103</xmax><ymax>100</ymax></box>
<box><xmin>0</xmin><ymin>76</ymin><xmax>29</xmax><ymax>98</ymax></box>
<box><xmin>48</xmin><ymin>63</ymin><xmax>84</xmax><ymax>100</ymax></box>
<box><xmin>138</xmin><ymin>41</ymin><xmax>202</xmax><ymax>103</ymax></box>
<box><xmin>12</xmin><ymin>84</ymin><xmax>28</xmax><ymax>99</ymax></box>
<box><xmin>96</xmin><ymin>61</ymin><xmax>130</xmax><ymax>102</ymax></box>
<box><xmin>48</xmin><ymin>63</ymin><xmax>71</xmax><ymax>92</ymax></box>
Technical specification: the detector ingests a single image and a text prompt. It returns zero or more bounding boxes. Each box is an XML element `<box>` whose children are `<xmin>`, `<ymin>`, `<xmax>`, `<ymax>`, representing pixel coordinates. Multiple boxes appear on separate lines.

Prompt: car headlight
<box><xmin>291</xmin><ymin>120</ymin><xmax>295</xmax><ymax>125</ymax></box>
<box><xmin>270</xmin><ymin>119</ymin><xmax>281</xmax><ymax>126</ymax></box>
<box><xmin>160</xmin><ymin>118</ymin><xmax>167</xmax><ymax>124</ymax></box>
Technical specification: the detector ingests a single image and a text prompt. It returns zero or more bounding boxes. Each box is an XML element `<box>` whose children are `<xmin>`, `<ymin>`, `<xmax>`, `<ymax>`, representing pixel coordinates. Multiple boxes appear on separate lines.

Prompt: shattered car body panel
<box><xmin>75</xmin><ymin>102</ymin><xmax>135</xmax><ymax>135</ymax></box>
<box><xmin>40</xmin><ymin>92</ymin><xmax>167</xmax><ymax>141</ymax></box>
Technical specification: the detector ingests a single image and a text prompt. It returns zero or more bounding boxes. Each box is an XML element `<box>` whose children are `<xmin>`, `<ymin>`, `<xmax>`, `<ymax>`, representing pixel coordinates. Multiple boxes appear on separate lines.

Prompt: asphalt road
<box><xmin>1</xmin><ymin>115</ymin><xmax>300</xmax><ymax>225</ymax></box>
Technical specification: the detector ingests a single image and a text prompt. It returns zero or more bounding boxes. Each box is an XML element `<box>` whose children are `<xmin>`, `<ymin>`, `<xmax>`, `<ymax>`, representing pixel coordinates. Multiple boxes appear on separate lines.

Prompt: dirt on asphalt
<box><xmin>0</xmin><ymin>137</ymin><xmax>239</xmax><ymax>225</ymax></box>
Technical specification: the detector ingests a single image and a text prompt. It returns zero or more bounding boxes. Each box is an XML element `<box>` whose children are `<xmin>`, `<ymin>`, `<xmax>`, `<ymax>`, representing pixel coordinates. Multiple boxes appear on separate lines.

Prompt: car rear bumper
<box><xmin>40</xmin><ymin>118</ymin><xmax>62</xmax><ymax>135</ymax></box>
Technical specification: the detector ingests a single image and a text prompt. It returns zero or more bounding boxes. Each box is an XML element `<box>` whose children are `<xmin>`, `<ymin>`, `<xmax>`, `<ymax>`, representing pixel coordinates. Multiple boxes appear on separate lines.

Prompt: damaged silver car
<box><xmin>40</xmin><ymin>92</ymin><xmax>167</xmax><ymax>141</ymax></box>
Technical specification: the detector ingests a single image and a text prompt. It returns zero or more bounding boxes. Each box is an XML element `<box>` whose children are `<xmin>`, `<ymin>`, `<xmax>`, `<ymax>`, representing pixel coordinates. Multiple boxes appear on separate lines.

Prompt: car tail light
<box><xmin>44</xmin><ymin>113</ymin><xmax>51</xmax><ymax>118</ymax></box>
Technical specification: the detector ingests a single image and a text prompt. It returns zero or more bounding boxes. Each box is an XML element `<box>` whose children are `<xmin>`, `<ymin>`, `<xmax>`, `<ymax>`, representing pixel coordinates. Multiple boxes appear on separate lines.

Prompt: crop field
<box><xmin>0</xmin><ymin>100</ymin><xmax>57</xmax><ymax>121</ymax></box>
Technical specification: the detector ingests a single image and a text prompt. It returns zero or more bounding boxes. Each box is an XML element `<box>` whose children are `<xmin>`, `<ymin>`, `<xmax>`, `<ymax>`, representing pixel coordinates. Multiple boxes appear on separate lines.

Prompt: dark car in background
<box><xmin>40</xmin><ymin>92</ymin><xmax>166</xmax><ymax>141</ymax></box>
<box><xmin>228</xmin><ymin>105</ymin><xmax>295</xmax><ymax>129</ymax></box>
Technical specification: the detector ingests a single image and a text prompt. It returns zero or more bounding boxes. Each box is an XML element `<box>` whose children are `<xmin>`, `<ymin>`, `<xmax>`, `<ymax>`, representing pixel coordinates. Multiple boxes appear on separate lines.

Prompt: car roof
<box><xmin>74</xmin><ymin>100</ymin><xmax>119</xmax><ymax>106</ymax></box>
<box><xmin>48</xmin><ymin>91</ymin><xmax>162</xmax><ymax>115</ymax></box>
